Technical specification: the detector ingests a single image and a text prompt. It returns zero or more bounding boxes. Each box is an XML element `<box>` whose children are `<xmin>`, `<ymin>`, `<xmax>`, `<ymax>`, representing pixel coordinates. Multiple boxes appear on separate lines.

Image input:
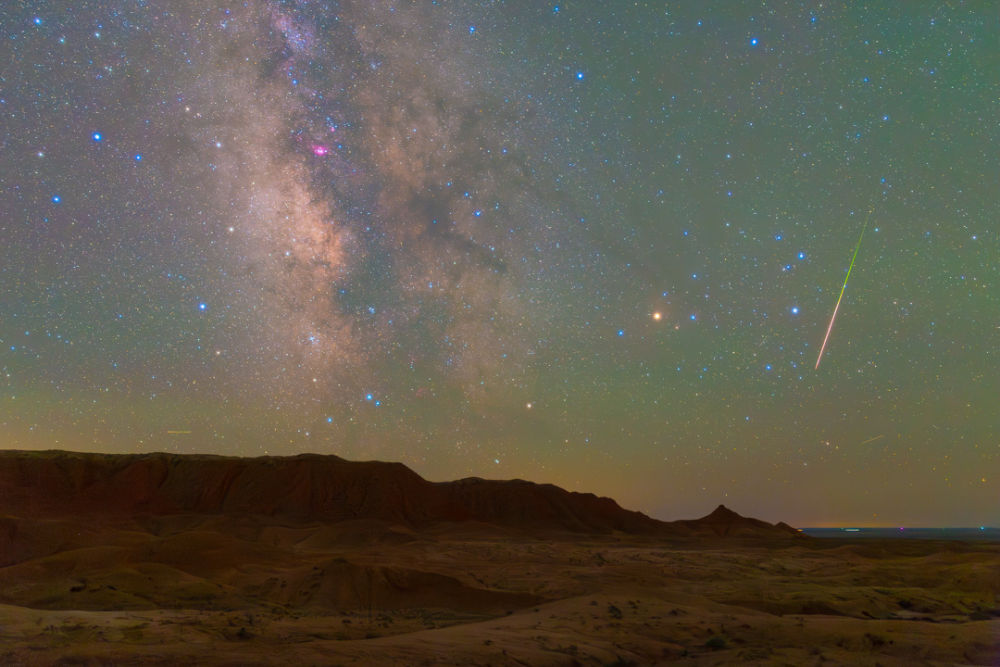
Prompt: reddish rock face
<box><xmin>0</xmin><ymin>450</ymin><xmax>801</xmax><ymax>538</ymax></box>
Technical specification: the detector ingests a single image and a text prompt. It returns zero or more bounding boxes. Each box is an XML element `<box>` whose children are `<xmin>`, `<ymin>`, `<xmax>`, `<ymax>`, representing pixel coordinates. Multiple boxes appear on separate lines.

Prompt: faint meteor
<box><xmin>166</xmin><ymin>430</ymin><xmax>192</xmax><ymax>435</ymax></box>
<box><xmin>859</xmin><ymin>434</ymin><xmax>885</xmax><ymax>445</ymax></box>
<box><xmin>815</xmin><ymin>211</ymin><xmax>872</xmax><ymax>369</ymax></box>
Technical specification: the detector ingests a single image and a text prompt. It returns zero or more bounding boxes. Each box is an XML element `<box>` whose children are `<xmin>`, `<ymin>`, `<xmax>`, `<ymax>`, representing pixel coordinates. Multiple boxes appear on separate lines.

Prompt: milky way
<box><xmin>2</xmin><ymin>1</ymin><xmax>997</xmax><ymax>526</ymax></box>
<box><xmin>162</xmin><ymin>2</ymin><xmax>546</xmax><ymax>398</ymax></box>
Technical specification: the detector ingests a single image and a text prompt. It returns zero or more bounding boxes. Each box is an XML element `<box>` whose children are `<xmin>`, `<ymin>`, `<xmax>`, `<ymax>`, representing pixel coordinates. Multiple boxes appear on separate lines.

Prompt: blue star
<box><xmin>575</xmin><ymin>71</ymin><xmax>585</xmax><ymax>81</ymax></box>
<box><xmin>134</xmin><ymin>153</ymin><xmax>142</xmax><ymax>161</ymax></box>
<box><xmin>765</xmin><ymin>363</ymin><xmax>773</xmax><ymax>371</ymax></box>
<box><xmin>689</xmin><ymin>314</ymin><xmax>697</xmax><ymax>321</ymax></box>
<box><xmin>51</xmin><ymin>195</ymin><xmax>61</xmax><ymax>203</ymax></box>
<box><xmin>553</xmin><ymin>5</ymin><xmax>560</xmax><ymax>13</ymax></box>
<box><xmin>774</xmin><ymin>233</ymin><xmax>783</xmax><ymax>241</ymax></box>
<box><xmin>198</xmin><ymin>302</ymin><xmax>207</xmax><ymax>311</ymax></box>
<box><xmin>750</xmin><ymin>37</ymin><xmax>759</xmax><ymax>46</ymax></box>
<box><xmin>791</xmin><ymin>306</ymin><xmax>800</xmax><ymax>315</ymax></box>
<box><xmin>473</xmin><ymin>209</ymin><xmax>482</xmax><ymax>217</ymax></box>
<box><xmin>33</xmin><ymin>17</ymin><xmax>42</xmax><ymax>25</ymax></box>
<box><xmin>365</xmin><ymin>393</ymin><xmax>374</xmax><ymax>401</ymax></box>
<box><xmin>326</xmin><ymin>417</ymin><xmax>333</xmax><ymax>423</ymax></box>
<box><xmin>617</xmin><ymin>329</ymin><xmax>625</xmax><ymax>337</ymax></box>
<box><xmin>797</xmin><ymin>251</ymin><xmax>806</xmax><ymax>260</ymax></box>
<box><xmin>468</xmin><ymin>25</ymin><xmax>476</xmax><ymax>34</ymax></box>
<box><xmin>92</xmin><ymin>132</ymin><xmax>102</xmax><ymax>142</ymax></box>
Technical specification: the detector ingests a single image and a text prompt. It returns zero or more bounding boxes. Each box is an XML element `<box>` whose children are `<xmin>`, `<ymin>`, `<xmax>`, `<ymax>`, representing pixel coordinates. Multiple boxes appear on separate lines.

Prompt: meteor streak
<box><xmin>815</xmin><ymin>211</ymin><xmax>871</xmax><ymax>369</ymax></box>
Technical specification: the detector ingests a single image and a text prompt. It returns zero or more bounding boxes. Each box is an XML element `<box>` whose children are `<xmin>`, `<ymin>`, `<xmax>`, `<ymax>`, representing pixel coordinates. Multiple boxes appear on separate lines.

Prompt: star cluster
<box><xmin>1</xmin><ymin>2</ymin><xmax>996</xmax><ymax>526</ymax></box>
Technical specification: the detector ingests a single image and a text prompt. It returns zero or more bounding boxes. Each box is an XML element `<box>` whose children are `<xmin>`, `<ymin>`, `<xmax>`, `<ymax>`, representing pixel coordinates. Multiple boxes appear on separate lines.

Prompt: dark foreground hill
<box><xmin>1</xmin><ymin>450</ymin><xmax>995</xmax><ymax>666</ymax></box>
<box><xmin>0</xmin><ymin>449</ymin><xmax>798</xmax><ymax>539</ymax></box>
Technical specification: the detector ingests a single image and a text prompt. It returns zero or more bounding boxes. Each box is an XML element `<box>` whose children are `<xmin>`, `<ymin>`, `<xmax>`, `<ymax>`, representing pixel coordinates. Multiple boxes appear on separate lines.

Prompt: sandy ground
<box><xmin>1</xmin><ymin>515</ymin><xmax>998</xmax><ymax>665</ymax></box>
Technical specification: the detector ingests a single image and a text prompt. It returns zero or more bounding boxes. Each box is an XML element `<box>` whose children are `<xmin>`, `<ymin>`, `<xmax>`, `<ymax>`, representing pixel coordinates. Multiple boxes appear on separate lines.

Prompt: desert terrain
<box><xmin>1</xmin><ymin>450</ymin><xmax>997</xmax><ymax>666</ymax></box>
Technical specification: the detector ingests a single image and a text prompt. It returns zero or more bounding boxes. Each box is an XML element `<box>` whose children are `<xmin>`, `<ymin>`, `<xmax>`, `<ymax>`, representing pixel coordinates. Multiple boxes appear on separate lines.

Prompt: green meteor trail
<box><xmin>815</xmin><ymin>212</ymin><xmax>871</xmax><ymax>370</ymax></box>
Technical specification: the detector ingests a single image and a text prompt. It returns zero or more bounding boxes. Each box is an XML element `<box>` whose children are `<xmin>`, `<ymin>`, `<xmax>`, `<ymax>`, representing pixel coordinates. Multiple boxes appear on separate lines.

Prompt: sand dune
<box><xmin>1</xmin><ymin>450</ymin><xmax>997</xmax><ymax>665</ymax></box>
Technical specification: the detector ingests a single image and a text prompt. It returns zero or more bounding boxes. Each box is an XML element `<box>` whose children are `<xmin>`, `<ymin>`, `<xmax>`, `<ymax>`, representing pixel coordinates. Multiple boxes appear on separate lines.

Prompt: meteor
<box><xmin>815</xmin><ymin>211</ymin><xmax>871</xmax><ymax>370</ymax></box>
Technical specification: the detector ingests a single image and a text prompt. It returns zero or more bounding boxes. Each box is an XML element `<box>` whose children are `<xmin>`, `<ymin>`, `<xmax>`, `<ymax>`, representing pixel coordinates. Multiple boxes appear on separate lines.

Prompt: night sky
<box><xmin>2</xmin><ymin>1</ymin><xmax>997</xmax><ymax>527</ymax></box>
